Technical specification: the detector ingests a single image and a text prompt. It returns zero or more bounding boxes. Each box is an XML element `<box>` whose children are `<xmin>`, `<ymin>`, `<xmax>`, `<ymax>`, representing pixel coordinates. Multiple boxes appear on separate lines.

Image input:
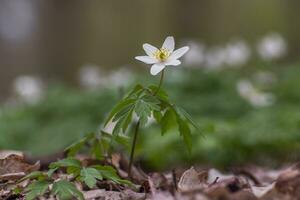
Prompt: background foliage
<box><xmin>1</xmin><ymin>63</ymin><xmax>300</xmax><ymax>170</ymax></box>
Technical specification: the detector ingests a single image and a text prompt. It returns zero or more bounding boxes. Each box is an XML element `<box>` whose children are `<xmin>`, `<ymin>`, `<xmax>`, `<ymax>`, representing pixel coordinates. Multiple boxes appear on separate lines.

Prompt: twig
<box><xmin>172</xmin><ymin>168</ymin><xmax>178</xmax><ymax>191</ymax></box>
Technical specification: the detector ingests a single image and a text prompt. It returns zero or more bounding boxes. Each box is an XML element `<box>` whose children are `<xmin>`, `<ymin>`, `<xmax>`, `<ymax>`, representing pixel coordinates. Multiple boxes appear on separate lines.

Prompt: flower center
<box><xmin>154</xmin><ymin>48</ymin><xmax>170</xmax><ymax>61</ymax></box>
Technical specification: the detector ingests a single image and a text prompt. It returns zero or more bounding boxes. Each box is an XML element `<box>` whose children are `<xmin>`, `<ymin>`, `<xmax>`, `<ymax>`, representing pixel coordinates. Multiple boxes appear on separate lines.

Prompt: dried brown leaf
<box><xmin>178</xmin><ymin>167</ymin><xmax>208</xmax><ymax>192</ymax></box>
<box><xmin>0</xmin><ymin>154</ymin><xmax>40</xmax><ymax>181</ymax></box>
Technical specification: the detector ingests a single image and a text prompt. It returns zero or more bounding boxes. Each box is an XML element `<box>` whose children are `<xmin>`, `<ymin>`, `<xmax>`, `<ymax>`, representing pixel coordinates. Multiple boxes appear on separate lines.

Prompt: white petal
<box><xmin>165</xmin><ymin>59</ymin><xmax>181</xmax><ymax>66</ymax></box>
<box><xmin>169</xmin><ymin>46</ymin><xmax>189</xmax><ymax>60</ymax></box>
<box><xmin>162</xmin><ymin>36</ymin><xmax>175</xmax><ymax>52</ymax></box>
<box><xmin>150</xmin><ymin>63</ymin><xmax>165</xmax><ymax>76</ymax></box>
<box><xmin>143</xmin><ymin>43</ymin><xmax>158</xmax><ymax>57</ymax></box>
<box><xmin>135</xmin><ymin>56</ymin><xmax>157</xmax><ymax>64</ymax></box>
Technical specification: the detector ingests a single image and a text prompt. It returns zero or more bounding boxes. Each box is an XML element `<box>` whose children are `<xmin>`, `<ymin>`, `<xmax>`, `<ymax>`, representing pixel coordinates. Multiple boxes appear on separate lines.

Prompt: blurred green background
<box><xmin>0</xmin><ymin>0</ymin><xmax>300</xmax><ymax>170</ymax></box>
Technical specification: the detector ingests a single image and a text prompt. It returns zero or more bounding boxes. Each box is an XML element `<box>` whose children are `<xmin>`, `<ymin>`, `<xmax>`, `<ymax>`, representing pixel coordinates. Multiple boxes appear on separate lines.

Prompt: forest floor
<box><xmin>1</xmin><ymin>150</ymin><xmax>300</xmax><ymax>200</ymax></box>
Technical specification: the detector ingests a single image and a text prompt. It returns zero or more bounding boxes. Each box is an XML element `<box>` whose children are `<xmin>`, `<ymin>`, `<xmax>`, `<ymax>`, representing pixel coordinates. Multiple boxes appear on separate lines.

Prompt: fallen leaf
<box><xmin>0</xmin><ymin>154</ymin><xmax>40</xmax><ymax>174</ymax></box>
<box><xmin>0</xmin><ymin>150</ymin><xmax>23</xmax><ymax>159</ymax></box>
<box><xmin>275</xmin><ymin>163</ymin><xmax>300</xmax><ymax>197</ymax></box>
<box><xmin>251</xmin><ymin>183</ymin><xmax>275</xmax><ymax>198</ymax></box>
<box><xmin>178</xmin><ymin>167</ymin><xmax>208</xmax><ymax>192</ymax></box>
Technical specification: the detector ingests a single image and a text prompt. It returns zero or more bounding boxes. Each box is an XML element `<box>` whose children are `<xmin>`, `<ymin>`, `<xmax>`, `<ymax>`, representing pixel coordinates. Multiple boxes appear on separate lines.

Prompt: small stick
<box><xmin>172</xmin><ymin>168</ymin><xmax>178</xmax><ymax>191</ymax></box>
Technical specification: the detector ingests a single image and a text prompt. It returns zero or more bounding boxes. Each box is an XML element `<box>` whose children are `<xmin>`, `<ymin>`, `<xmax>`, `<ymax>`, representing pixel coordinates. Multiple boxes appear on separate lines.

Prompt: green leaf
<box><xmin>125</xmin><ymin>84</ymin><xmax>144</xmax><ymax>98</ymax></box>
<box><xmin>142</xmin><ymin>95</ymin><xmax>161</xmax><ymax>111</ymax></box>
<box><xmin>80</xmin><ymin>167</ymin><xmax>103</xmax><ymax>188</ymax></box>
<box><xmin>153</xmin><ymin>110</ymin><xmax>162</xmax><ymax>123</ymax></box>
<box><xmin>147</xmin><ymin>85</ymin><xmax>169</xmax><ymax>101</ymax></box>
<box><xmin>174</xmin><ymin>106</ymin><xmax>201</xmax><ymax>131</ymax></box>
<box><xmin>101</xmin><ymin>131</ymin><xmax>130</xmax><ymax>149</ymax></box>
<box><xmin>65</xmin><ymin>133</ymin><xmax>95</xmax><ymax>157</ymax></box>
<box><xmin>104</xmin><ymin>98</ymin><xmax>136</xmax><ymax>126</ymax></box>
<box><xmin>20</xmin><ymin>171</ymin><xmax>46</xmax><ymax>182</ymax></box>
<box><xmin>49</xmin><ymin>158</ymin><xmax>81</xmax><ymax>169</ymax></box>
<box><xmin>112</xmin><ymin>104</ymin><xmax>134</xmax><ymax>122</ymax></box>
<box><xmin>13</xmin><ymin>187</ymin><xmax>22</xmax><ymax>195</ymax></box>
<box><xmin>177</xmin><ymin>117</ymin><xmax>193</xmax><ymax>153</ymax></box>
<box><xmin>114</xmin><ymin>134</ymin><xmax>130</xmax><ymax>148</ymax></box>
<box><xmin>160</xmin><ymin>108</ymin><xmax>177</xmax><ymax>135</ymax></box>
<box><xmin>52</xmin><ymin>180</ymin><xmax>84</xmax><ymax>200</ymax></box>
<box><xmin>49</xmin><ymin>158</ymin><xmax>81</xmax><ymax>176</ymax></box>
<box><xmin>25</xmin><ymin>180</ymin><xmax>49</xmax><ymax>200</ymax></box>
<box><xmin>112</xmin><ymin>117</ymin><xmax>125</xmax><ymax>135</ymax></box>
<box><xmin>135</xmin><ymin>99</ymin><xmax>152</xmax><ymax>127</ymax></box>
<box><xmin>112</xmin><ymin>105</ymin><xmax>134</xmax><ymax>134</ymax></box>
<box><xmin>92</xmin><ymin>165</ymin><xmax>132</xmax><ymax>185</ymax></box>
<box><xmin>122</xmin><ymin>108</ymin><xmax>133</xmax><ymax>133</ymax></box>
<box><xmin>91</xmin><ymin>138</ymin><xmax>103</xmax><ymax>160</ymax></box>
<box><xmin>47</xmin><ymin>168</ymin><xmax>57</xmax><ymax>178</ymax></box>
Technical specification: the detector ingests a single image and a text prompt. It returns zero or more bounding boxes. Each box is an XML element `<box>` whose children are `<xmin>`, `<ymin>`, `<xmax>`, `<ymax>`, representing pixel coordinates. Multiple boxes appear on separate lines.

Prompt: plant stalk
<box><xmin>128</xmin><ymin>70</ymin><xmax>165</xmax><ymax>179</ymax></box>
<box><xmin>154</xmin><ymin>69</ymin><xmax>165</xmax><ymax>96</ymax></box>
<box><xmin>128</xmin><ymin>120</ymin><xmax>140</xmax><ymax>179</ymax></box>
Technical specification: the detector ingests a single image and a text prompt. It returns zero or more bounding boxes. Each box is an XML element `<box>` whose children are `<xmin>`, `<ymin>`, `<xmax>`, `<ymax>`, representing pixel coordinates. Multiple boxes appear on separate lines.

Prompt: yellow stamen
<box><xmin>154</xmin><ymin>48</ymin><xmax>170</xmax><ymax>61</ymax></box>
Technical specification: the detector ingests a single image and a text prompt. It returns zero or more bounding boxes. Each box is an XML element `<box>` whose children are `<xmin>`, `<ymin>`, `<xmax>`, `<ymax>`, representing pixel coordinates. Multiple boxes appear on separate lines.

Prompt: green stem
<box><xmin>128</xmin><ymin>70</ymin><xmax>165</xmax><ymax>179</ymax></box>
<box><xmin>154</xmin><ymin>69</ymin><xmax>165</xmax><ymax>96</ymax></box>
<box><xmin>128</xmin><ymin>120</ymin><xmax>140</xmax><ymax>179</ymax></box>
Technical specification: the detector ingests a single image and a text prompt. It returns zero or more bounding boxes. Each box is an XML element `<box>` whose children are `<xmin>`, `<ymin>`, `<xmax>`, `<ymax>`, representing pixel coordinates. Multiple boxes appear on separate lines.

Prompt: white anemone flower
<box><xmin>257</xmin><ymin>33</ymin><xmax>287</xmax><ymax>61</ymax></box>
<box><xmin>135</xmin><ymin>36</ymin><xmax>189</xmax><ymax>75</ymax></box>
<box><xmin>237</xmin><ymin>79</ymin><xmax>275</xmax><ymax>107</ymax></box>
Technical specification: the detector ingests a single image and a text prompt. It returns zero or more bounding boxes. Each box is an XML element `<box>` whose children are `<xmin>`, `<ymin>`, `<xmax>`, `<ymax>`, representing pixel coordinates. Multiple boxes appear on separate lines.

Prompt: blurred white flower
<box><xmin>79</xmin><ymin>64</ymin><xmax>103</xmax><ymax>90</ymax></box>
<box><xmin>135</xmin><ymin>36</ymin><xmax>189</xmax><ymax>75</ymax></box>
<box><xmin>204</xmin><ymin>47</ymin><xmax>227</xmax><ymax>70</ymax></box>
<box><xmin>225</xmin><ymin>40</ymin><xmax>251</xmax><ymax>67</ymax></box>
<box><xmin>183</xmin><ymin>41</ymin><xmax>205</xmax><ymax>67</ymax></box>
<box><xmin>257</xmin><ymin>33</ymin><xmax>287</xmax><ymax>61</ymax></box>
<box><xmin>237</xmin><ymin>79</ymin><xmax>275</xmax><ymax>107</ymax></box>
<box><xmin>13</xmin><ymin>75</ymin><xmax>43</xmax><ymax>104</ymax></box>
<box><xmin>107</xmin><ymin>68</ymin><xmax>133</xmax><ymax>87</ymax></box>
<box><xmin>79</xmin><ymin>64</ymin><xmax>133</xmax><ymax>90</ymax></box>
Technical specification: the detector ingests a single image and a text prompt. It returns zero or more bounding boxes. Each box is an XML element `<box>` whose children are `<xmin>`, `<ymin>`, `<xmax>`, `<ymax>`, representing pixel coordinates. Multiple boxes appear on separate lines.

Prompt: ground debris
<box><xmin>2</xmin><ymin>151</ymin><xmax>300</xmax><ymax>200</ymax></box>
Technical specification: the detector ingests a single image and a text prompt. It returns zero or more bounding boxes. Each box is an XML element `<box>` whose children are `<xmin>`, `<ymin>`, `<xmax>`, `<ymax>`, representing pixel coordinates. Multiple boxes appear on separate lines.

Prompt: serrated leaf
<box><xmin>67</xmin><ymin>166</ymin><xmax>82</xmax><ymax>177</ymax></box>
<box><xmin>80</xmin><ymin>167</ymin><xmax>103</xmax><ymax>188</ymax></box>
<box><xmin>122</xmin><ymin>108</ymin><xmax>133</xmax><ymax>133</ymax></box>
<box><xmin>160</xmin><ymin>108</ymin><xmax>177</xmax><ymax>135</ymax></box>
<box><xmin>177</xmin><ymin>117</ymin><xmax>193</xmax><ymax>153</ymax></box>
<box><xmin>25</xmin><ymin>180</ymin><xmax>49</xmax><ymax>200</ymax></box>
<box><xmin>112</xmin><ymin>117</ymin><xmax>125</xmax><ymax>135</ymax></box>
<box><xmin>91</xmin><ymin>138</ymin><xmax>103</xmax><ymax>160</ymax></box>
<box><xmin>153</xmin><ymin>110</ymin><xmax>162</xmax><ymax>123</ymax></box>
<box><xmin>174</xmin><ymin>106</ymin><xmax>201</xmax><ymax>131</ymax></box>
<box><xmin>135</xmin><ymin>99</ymin><xmax>152</xmax><ymax>127</ymax></box>
<box><xmin>112</xmin><ymin>104</ymin><xmax>134</xmax><ymax>122</ymax></box>
<box><xmin>49</xmin><ymin>158</ymin><xmax>81</xmax><ymax>176</ymax></box>
<box><xmin>142</xmin><ymin>95</ymin><xmax>160</xmax><ymax>105</ymax></box>
<box><xmin>49</xmin><ymin>158</ymin><xmax>81</xmax><ymax>169</ymax></box>
<box><xmin>114</xmin><ymin>134</ymin><xmax>130</xmax><ymax>148</ymax></box>
<box><xmin>92</xmin><ymin>165</ymin><xmax>132</xmax><ymax>185</ymax></box>
<box><xmin>104</xmin><ymin>98</ymin><xmax>136</xmax><ymax>126</ymax></box>
<box><xmin>142</xmin><ymin>95</ymin><xmax>161</xmax><ymax>111</ymax></box>
<box><xmin>65</xmin><ymin>133</ymin><xmax>95</xmax><ymax>157</ymax></box>
<box><xmin>52</xmin><ymin>180</ymin><xmax>84</xmax><ymax>200</ymax></box>
<box><xmin>125</xmin><ymin>84</ymin><xmax>144</xmax><ymax>98</ymax></box>
<box><xmin>20</xmin><ymin>171</ymin><xmax>46</xmax><ymax>182</ymax></box>
<box><xmin>148</xmin><ymin>85</ymin><xmax>169</xmax><ymax>101</ymax></box>
<box><xmin>47</xmin><ymin>168</ymin><xmax>57</xmax><ymax>178</ymax></box>
<box><xmin>101</xmin><ymin>131</ymin><xmax>130</xmax><ymax>149</ymax></box>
